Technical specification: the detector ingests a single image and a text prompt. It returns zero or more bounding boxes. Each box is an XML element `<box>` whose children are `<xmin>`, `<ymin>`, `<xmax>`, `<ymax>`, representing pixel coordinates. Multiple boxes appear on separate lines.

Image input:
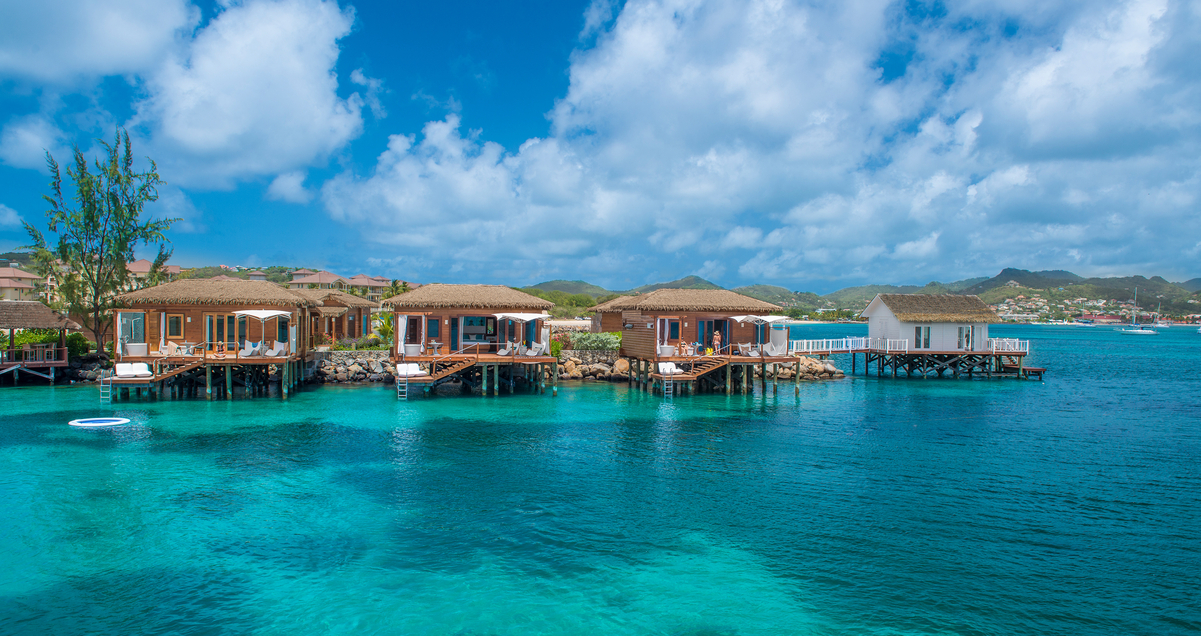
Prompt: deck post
<box><xmin>206</xmin><ymin>364</ymin><xmax>212</xmax><ymax>400</ymax></box>
<box><xmin>282</xmin><ymin>361</ymin><xmax>289</xmax><ymax>399</ymax></box>
<box><xmin>225</xmin><ymin>364</ymin><xmax>233</xmax><ymax>399</ymax></box>
<box><xmin>795</xmin><ymin>360</ymin><xmax>800</xmax><ymax>395</ymax></box>
<box><xmin>852</xmin><ymin>353</ymin><xmax>856</xmax><ymax>375</ymax></box>
<box><xmin>726</xmin><ymin>362</ymin><xmax>732</xmax><ymax>395</ymax></box>
<box><xmin>481</xmin><ymin>364</ymin><xmax>487</xmax><ymax>397</ymax></box>
<box><xmin>552</xmin><ymin>361</ymin><xmax>558</xmax><ymax>396</ymax></box>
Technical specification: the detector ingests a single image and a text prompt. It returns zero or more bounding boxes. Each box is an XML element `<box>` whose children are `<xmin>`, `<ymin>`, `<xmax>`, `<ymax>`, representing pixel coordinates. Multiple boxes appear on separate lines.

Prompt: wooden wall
<box><xmin>619</xmin><ymin>310</ymin><xmax>768</xmax><ymax>358</ymax></box>
<box><xmin>120</xmin><ymin>304</ymin><xmax>308</xmax><ymax>354</ymax></box>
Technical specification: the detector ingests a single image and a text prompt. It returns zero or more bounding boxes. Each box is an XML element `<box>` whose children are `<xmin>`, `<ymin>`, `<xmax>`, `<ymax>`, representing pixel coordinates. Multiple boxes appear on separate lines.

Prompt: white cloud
<box><xmin>267</xmin><ymin>171</ymin><xmax>313</xmax><ymax>204</ymax></box>
<box><xmin>146</xmin><ymin>185</ymin><xmax>204</xmax><ymax>233</ymax></box>
<box><xmin>0</xmin><ymin>203</ymin><xmax>22</xmax><ymax>227</ymax></box>
<box><xmin>132</xmin><ymin>0</ymin><xmax>365</xmax><ymax>187</ymax></box>
<box><xmin>0</xmin><ymin>0</ymin><xmax>195</xmax><ymax>82</ymax></box>
<box><xmin>0</xmin><ymin>115</ymin><xmax>68</xmax><ymax>170</ymax></box>
<box><xmin>319</xmin><ymin>0</ymin><xmax>1201</xmax><ymax>286</ymax></box>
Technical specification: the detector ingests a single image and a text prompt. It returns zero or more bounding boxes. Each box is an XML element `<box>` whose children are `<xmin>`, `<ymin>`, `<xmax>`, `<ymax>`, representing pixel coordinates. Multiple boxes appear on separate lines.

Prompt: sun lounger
<box><xmin>496</xmin><ymin>342</ymin><xmax>513</xmax><ymax>356</ymax></box>
<box><xmin>394</xmin><ymin>363</ymin><xmax>429</xmax><ymax>377</ymax></box>
<box><xmin>238</xmin><ymin>341</ymin><xmax>260</xmax><ymax>357</ymax></box>
<box><xmin>114</xmin><ymin>363</ymin><xmax>153</xmax><ymax>378</ymax></box>
<box><xmin>264</xmin><ymin>341</ymin><xmax>287</xmax><ymax>357</ymax></box>
<box><xmin>657</xmin><ymin>362</ymin><xmax>682</xmax><ymax>375</ymax></box>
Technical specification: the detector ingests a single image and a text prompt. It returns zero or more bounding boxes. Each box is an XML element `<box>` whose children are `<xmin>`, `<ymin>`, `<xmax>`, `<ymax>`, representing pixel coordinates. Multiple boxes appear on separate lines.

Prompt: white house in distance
<box><xmin>861</xmin><ymin>294</ymin><xmax>1002</xmax><ymax>351</ymax></box>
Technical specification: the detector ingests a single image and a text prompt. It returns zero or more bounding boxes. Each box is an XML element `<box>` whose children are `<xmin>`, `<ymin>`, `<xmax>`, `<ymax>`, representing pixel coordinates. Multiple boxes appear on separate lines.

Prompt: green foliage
<box><xmin>530</xmin><ymin>279</ymin><xmax>613</xmax><ymax>297</ymax></box>
<box><xmin>550</xmin><ymin>339</ymin><xmax>564</xmax><ymax>357</ymax></box>
<box><xmin>570</xmin><ymin>331</ymin><xmax>621</xmax><ymax>351</ymax></box>
<box><xmin>626</xmin><ymin>275</ymin><xmax>720</xmax><ymax>294</ymax></box>
<box><xmin>24</xmin><ymin>127</ymin><xmax>177</xmax><ymax>348</ymax></box>
<box><xmin>374</xmin><ymin>315</ymin><xmax>394</xmax><ymax>341</ymax></box>
<box><xmin>11</xmin><ymin>330</ymin><xmax>92</xmax><ymax>359</ymax></box>
<box><xmin>331</xmin><ymin>336</ymin><xmax>388</xmax><ymax>351</ymax></box>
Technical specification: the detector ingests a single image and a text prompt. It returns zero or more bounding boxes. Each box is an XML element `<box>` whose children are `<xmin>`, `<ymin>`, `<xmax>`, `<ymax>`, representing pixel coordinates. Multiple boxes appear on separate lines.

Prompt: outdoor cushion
<box><xmin>395</xmin><ymin>363</ymin><xmax>429</xmax><ymax>377</ymax></box>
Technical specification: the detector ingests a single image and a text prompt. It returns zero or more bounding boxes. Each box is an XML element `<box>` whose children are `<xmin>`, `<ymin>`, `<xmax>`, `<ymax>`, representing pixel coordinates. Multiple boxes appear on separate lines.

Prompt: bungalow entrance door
<box><xmin>204</xmin><ymin>314</ymin><xmax>237</xmax><ymax>351</ymax></box>
<box><xmin>697</xmin><ymin>320</ymin><xmax>729</xmax><ymax>352</ymax></box>
<box><xmin>450</xmin><ymin>317</ymin><xmax>459</xmax><ymax>352</ymax></box>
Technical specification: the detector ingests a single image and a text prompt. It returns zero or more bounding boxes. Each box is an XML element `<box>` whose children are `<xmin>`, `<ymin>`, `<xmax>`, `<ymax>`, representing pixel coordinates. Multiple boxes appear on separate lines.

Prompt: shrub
<box><xmin>11</xmin><ymin>329</ymin><xmax>92</xmax><ymax>359</ymax></box>
<box><xmin>331</xmin><ymin>336</ymin><xmax>388</xmax><ymax>351</ymax></box>
<box><xmin>570</xmin><ymin>331</ymin><xmax>621</xmax><ymax>351</ymax></box>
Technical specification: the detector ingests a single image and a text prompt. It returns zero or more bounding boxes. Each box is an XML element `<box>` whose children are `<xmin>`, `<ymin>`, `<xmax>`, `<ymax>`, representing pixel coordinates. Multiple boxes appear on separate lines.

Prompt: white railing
<box><xmin>788</xmin><ymin>337</ymin><xmax>905</xmax><ymax>353</ymax></box>
<box><xmin>988</xmin><ymin>338</ymin><xmax>1029</xmax><ymax>353</ymax></box>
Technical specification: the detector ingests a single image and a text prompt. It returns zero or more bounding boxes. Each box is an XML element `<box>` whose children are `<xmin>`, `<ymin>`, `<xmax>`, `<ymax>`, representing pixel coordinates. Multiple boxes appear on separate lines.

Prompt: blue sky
<box><xmin>1</xmin><ymin>0</ymin><xmax>1198</xmax><ymax>293</ymax></box>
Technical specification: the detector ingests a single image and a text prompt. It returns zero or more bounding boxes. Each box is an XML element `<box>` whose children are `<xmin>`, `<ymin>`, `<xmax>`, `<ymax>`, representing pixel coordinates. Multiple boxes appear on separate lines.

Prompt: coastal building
<box><xmin>126</xmin><ymin>259</ymin><xmax>181</xmax><ymax>288</ymax></box>
<box><xmin>287</xmin><ymin>271</ymin><xmax>349</xmax><ymax>291</ymax></box>
<box><xmin>855</xmin><ymin>293</ymin><xmax>1036</xmax><ymax>378</ymax></box>
<box><xmin>293</xmin><ymin>288</ymin><xmax>379</xmax><ymax>345</ymax></box>
<box><xmin>587</xmin><ymin>295</ymin><xmax>630</xmax><ymax>333</ymax></box>
<box><xmin>246</xmin><ymin>270</ymin><xmax>268</xmax><ymax>281</ymax></box>
<box><xmin>0</xmin><ymin>267</ymin><xmax>41</xmax><ymax>300</ymax></box>
<box><xmin>289</xmin><ymin>269</ymin><xmax>317</xmax><ymax>281</ymax></box>
<box><xmin>112</xmin><ymin>278</ymin><xmax>317</xmax><ymax>400</ymax></box>
<box><xmin>604</xmin><ymin>288</ymin><xmax>789</xmax><ymax>395</ymax></box>
<box><xmin>383</xmin><ymin>284</ymin><xmax>557</xmax><ymax>397</ymax></box>
<box><xmin>1</xmin><ymin>300</ymin><xmax>80</xmax><ymax>384</ymax></box>
<box><xmin>346</xmin><ymin>274</ymin><xmax>393</xmax><ymax>301</ymax></box>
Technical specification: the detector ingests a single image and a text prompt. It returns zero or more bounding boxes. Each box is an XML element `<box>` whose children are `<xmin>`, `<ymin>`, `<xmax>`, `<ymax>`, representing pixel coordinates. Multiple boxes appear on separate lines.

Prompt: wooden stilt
<box><xmin>726</xmin><ymin>362</ymin><xmax>732</xmax><ymax>395</ymax></box>
<box><xmin>225</xmin><ymin>365</ymin><xmax>233</xmax><ymax>399</ymax></box>
<box><xmin>552</xmin><ymin>361</ymin><xmax>558</xmax><ymax>396</ymax></box>
<box><xmin>795</xmin><ymin>360</ymin><xmax>800</xmax><ymax>395</ymax></box>
<box><xmin>206</xmin><ymin>365</ymin><xmax>212</xmax><ymax>400</ymax></box>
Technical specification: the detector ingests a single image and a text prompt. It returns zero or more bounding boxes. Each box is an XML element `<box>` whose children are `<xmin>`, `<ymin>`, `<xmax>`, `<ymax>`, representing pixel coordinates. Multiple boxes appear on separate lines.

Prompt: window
<box><xmin>167</xmin><ymin>314</ymin><xmax>184</xmax><ymax>339</ymax></box>
<box><xmin>957</xmin><ymin>326</ymin><xmax>974</xmax><ymax>350</ymax></box>
<box><xmin>669</xmin><ymin>320</ymin><xmax>680</xmax><ymax>340</ymax></box>
<box><xmin>427</xmin><ymin>317</ymin><xmax>440</xmax><ymax>339</ymax></box>
<box><xmin>277</xmin><ymin>317</ymin><xmax>289</xmax><ymax>344</ymax></box>
<box><xmin>118</xmin><ymin>312</ymin><xmax>146</xmax><ymax>344</ymax></box>
<box><xmin>915</xmin><ymin>326</ymin><xmax>930</xmax><ymax>349</ymax></box>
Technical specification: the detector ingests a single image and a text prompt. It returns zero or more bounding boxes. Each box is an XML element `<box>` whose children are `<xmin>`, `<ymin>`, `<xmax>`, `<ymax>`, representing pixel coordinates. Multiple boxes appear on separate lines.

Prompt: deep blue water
<box><xmin>1</xmin><ymin>324</ymin><xmax>1198</xmax><ymax>635</ymax></box>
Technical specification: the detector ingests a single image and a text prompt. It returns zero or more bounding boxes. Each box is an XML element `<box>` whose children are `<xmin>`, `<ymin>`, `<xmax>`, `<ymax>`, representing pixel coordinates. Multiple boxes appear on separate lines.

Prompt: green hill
<box><xmin>529</xmin><ymin>279</ymin><xmax>613</xmax><ymax>297</ymax></box>
<box><xmin>821</xmin><ymin>281</ymin><xmax>955</xmax><ymax>307</ymax></box>
<box><xmin>943</xmin><ymin>276</ymin><xmax>990</xmax><ymax>292</ymax></box>
<box><xmin>962</xmin><ymin>268</ymin><xmax>1087</xmax><ymax>294</ymax></box>
<box><xmin>733</xmin><ymin>285</ymin><xmax>821</xmax><ymax>308</ymax></box>
<box><xmin>625</xmin><ymin>275</ymin><xmax>722</xmax><ymax>294</ymax></box>
<box><xmin>1178</xmin><ymin>278</ymin><xmax>1201</xmax><ymax>293</ymax></box>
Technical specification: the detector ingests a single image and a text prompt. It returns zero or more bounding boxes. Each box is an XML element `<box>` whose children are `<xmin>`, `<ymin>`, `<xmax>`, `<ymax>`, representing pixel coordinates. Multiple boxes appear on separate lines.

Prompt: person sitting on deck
<box><xmin>676</xmin><ymin>339</ymin><xmax>688</xmax><ymax>356</ymax></box>
<box><xmin>213</xmin><ymin>341</ymin><xmax>226</xmax><ymax>359</ymax></box>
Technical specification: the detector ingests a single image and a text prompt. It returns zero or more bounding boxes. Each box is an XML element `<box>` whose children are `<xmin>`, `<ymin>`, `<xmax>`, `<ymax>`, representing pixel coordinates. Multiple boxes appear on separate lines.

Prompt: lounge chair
<box><xmin>525</xmin><ymin>342</ymin><xmax>545</xmax><ymax>356</ymax></box>
<box><xmin>264</xmin><ymin>341</ymin><xmax>287</xmax><ymax>357</ymax></box>
<box><xmin>763</xmin><ymin>342</ymin><xmax>787</xmax><ymax>357</ymax></box>
<box><xmin>161</xmin><ymin>341</ymin><xmax>180</xmax><ymax>356</ymax></box>
<box><xmin>394</xmin><ymin>363</ymin><xmax>429</xmax><ymax>377</ymax></box>
<box><xmin>238</xmin><ymin>341</ymin><xmax>260</xmax><ymax>357</ymax></box>
<box><xmin>496</xmin><ymin>342</ymin><xmax>513</xmax><ymax>356</ymax></box>
<box><xmin>737</xmin><ymin>343</ymin><xmax>752</xmax><ymax>356</ymax></box>
<box><xmin>657</xmin><ymin>362</ymin><xmax>682</xmax><ymax>375</ymax></box>
<box><xmin>114</xmin><ymin>363</ymin><xmax>153</xmax><ymax>378</ymax></box>
<box><xmin>516</xmin><ymin>344</ymin><xmax>528</xmax><ymax>356</ymax></box>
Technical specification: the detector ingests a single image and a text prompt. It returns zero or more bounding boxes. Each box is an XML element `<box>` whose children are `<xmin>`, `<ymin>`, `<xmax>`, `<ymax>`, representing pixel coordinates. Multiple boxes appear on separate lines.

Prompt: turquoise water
<box><xmin>1</xmin><ymin>324</ymin><xmax>1198</xmax><ymax>635</ymax></box>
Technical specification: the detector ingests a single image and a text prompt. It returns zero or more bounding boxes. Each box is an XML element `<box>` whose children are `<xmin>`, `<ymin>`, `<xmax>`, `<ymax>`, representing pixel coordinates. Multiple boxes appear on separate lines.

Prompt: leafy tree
<box><xmin>24</xmin><ymin>128</ymin><xmax>177</xmax><ymax>349</ymax></box>
<box><xmin>385</xmin><ymin>279</ymin><xmax>410</xmax><ymax>299</ymax></box>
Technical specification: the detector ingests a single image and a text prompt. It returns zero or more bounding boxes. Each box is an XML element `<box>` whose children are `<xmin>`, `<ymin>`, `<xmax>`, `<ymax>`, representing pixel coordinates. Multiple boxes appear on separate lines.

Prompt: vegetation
<box><xmin>530</xmin><ymin>279</ymin><xmax>612</xmax><ymax>297</ymax></box>
<box><xmin>733</xmin><ymin>284</ymin><xmax>822</xmax><ymax>308</ymax></box>
<box><xmin>518</xmin><ymin>287</ymin><xmax>597</xmax><ymax>318</ymax></box>
<box><xmin>625</xmin><ymin>275</ymin><xmax>720</xmax><ymax>294</ymax></box>
<box><xmin>330</xmin><ymin>336</ymin><xmax>388</xmax><ymax>351</ymax></box>
<box><xmin>570</xmin><ymin>331</ymin><xmax>621</xmax><ymax>351</ymax></box>
<box><xmin>23</xmin><ymin>128</ymin><xmax>178</xmax><ymax>349</ymax></box>
<box><xmin>11</xmin><ymin>329</ymin><xmax>93</xmax><ymax>359</ymax></box>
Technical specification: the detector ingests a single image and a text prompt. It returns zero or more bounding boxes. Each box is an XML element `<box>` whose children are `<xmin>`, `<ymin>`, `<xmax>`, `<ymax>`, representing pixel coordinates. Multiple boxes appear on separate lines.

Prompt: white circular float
<box><xmin>69</xmin><ymin>417</ymin><xmax>131</xmax><ymax>428</ymax></box>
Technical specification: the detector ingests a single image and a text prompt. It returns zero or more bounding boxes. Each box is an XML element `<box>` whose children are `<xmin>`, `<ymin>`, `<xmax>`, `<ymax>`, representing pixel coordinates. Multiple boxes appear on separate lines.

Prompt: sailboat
<box><xmin>1152</xmin><ymin>302</ymin><xmax>1173</xmax><ymax>328</ymax></box>
<box><xmin>1120</xmin><ymin>288</ymin><xmax>1157</xmax><ymax>335</ymax></box>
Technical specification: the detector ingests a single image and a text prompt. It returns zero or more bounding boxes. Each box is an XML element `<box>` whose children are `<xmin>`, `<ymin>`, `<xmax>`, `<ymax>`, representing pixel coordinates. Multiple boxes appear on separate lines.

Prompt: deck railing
<box><xmin>0</xmin><ymin>345</ymin><xmax>65</xmax><ymax>364</ymax></box>
<box><xmin>787</xmin><ymin>337</ymin><xmax>906</xmax><ymax>353</ymax></box>
<box><xmin>987</xmin><ymin>338</ymin><xmax>1029</xmax><ymax>353</ymax></box>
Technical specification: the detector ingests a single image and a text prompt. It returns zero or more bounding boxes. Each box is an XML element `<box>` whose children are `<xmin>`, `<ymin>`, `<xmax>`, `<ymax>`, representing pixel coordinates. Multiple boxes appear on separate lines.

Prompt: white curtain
<box><xmin>397</xmin><ymin>314</ymin><xmax>408</xmax><ymax>356</ymax></box>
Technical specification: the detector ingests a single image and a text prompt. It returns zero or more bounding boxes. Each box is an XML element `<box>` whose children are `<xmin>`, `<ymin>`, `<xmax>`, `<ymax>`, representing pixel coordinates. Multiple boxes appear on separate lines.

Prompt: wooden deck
<box><xmin>1</xmin><ymin>345</ymin><xmax>69</xmax><ymax>383</ymax></box>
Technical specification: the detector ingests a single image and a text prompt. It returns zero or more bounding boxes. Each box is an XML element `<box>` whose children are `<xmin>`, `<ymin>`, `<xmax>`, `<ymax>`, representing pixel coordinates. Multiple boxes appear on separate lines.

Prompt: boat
<box><xmin>1120</xmin><ymin>288</ymin><xmax>1157</xmax><ymax>335</ymax></box>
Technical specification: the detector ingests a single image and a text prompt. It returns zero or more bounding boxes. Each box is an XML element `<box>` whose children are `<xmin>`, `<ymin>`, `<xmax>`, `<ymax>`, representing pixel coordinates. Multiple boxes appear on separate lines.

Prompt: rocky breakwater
<box><xmin>62</xmin><ymin>353</ymin><xmax>111</xmax><ymax>383</ymax></box>
<box><xmin>754</xmin><ymin>356</ymin><xmax>845</xmax><ymax>381</ymax></box>
<box><xmin>559</xmin><ymin>356</ymin><xmax>630</xmax><ymax>382</ymax></box>
<box><xmin>314</xmin><ymin>356</ymin><xmax>396</xmax><ymax>384</ymax></box>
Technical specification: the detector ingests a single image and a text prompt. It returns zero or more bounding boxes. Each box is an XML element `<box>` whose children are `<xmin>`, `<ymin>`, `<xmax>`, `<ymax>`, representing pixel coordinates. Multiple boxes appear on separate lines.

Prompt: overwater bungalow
<box><xmin>383</xmin><ymin>284</ymin><xmax>558</xmax><ymax>397</ymax></box>
<box><xmin>596</xmin><ymin>288</ymin><xmax>791</xmax><ymax>395</ymax></box>
<box><xmin>292</xmin><ymin>288</ymin><xmax>379</xmax><ymax>345</ymax></box>
<box><xmin>112</xmin><ymin>278</ymin><xmax>315</xmax><ymax>400</ymax></box>
<box><xmin>855</xmin><ymin>293</ymin><xmax>1037</xmax><ymax>378</ymax></box>
<box><xmin>1</xmin><ymin>300</ymin><xmax>81</xmax><ymax>384</ymax></box>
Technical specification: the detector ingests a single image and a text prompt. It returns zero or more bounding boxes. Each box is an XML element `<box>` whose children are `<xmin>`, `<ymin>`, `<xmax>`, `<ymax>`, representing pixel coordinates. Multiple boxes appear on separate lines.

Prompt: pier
<box><xmin>101</xmin><ymin>348</ymin><xmax>306</xmax><ymax>401</ymax></box>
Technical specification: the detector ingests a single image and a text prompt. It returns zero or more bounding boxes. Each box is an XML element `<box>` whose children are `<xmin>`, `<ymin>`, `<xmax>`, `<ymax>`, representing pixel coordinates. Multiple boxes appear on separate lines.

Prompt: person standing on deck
<box><xmin>712</xmin><ymin>329</ymin><xmax>722</xmax><ymax>354</ymax></box>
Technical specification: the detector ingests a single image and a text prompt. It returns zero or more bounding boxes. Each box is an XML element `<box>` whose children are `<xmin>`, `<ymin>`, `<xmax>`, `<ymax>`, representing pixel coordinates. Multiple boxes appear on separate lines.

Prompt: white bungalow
<box><xmin>860</xmin><ymin>294</ymin><xmax>1002</xmax><ymax>352</ymax></box>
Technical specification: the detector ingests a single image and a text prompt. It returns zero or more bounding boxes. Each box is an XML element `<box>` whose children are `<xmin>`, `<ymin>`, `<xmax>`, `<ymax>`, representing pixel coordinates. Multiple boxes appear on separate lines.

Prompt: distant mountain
<box><xmin>626</xmin><ymin>275</ymin><xmax>722</xmax><ymax>294</ymax></box>
<box><xmin>530</xmin><ymin>279</ymin><xmax>612</xmax><ymax>297</ymax></box>
<box><xmin>962</xmin><ymin>268</ymin><xmax>1086</xmax><ymax>294</ymax></box>
<box><xmin>821</xmin><ymin>281</ymin><xmax>955</xmax><ymax>306</ymax></box>
<box><xmin>1178</xmin><ymin>278</ymin><xmax>1201</xmax><ymax>293</ymax></box>
<box><xmin>943</xmin><ymin>276</ymin><xmax>990</xmax><ymax>292</ymax></box>
<box><xmin>733</xmin><ymin>284</ymin><xmax>821</xmax><ymax>307</ymax></box>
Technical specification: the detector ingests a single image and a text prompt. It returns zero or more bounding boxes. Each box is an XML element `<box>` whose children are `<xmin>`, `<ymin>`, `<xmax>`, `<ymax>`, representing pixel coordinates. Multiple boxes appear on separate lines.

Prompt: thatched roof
<box><xmin>588</xmin><ymin>295</ymin><xmax>638</xmax><ymax>312</ymax></box>
<box><xmin>294</xmin><ymin>288</ymin><xmax>379</xmax><ymax>309</ymax></box>
<box><xmin>874</xmin><ymin>294</ymin><xmax>1001</xmax><ymax>323</ymax></box>
<box><xmin>0</xmin><ymin>301</ymin><xmax>81</xmax><ymax>330</ymax></box>
<box><xmin>117</xmin><ymin>279</ymin><xmax>313</xmax><ymax>307</ymax></box>
<box><xmin>382</xmin><ymin>284</ymin><xmax>554</xmax><ymax>310</ymax></box>
<box><xmin>314</xmin><ymin>306</ymin><xmax>348</xmax><ymax>317</ymax></box>
<box><xmin>601</xmin><ymin>288</ymin><xmax>780</xmax><ymax>313</ymax></box>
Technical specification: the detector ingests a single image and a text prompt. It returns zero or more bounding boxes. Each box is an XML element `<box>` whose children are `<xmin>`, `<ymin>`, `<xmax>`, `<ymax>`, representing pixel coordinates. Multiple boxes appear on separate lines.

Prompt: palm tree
<box><xmin>386</xmin><ymin>279</ymin><xmax>410</xmax><ymax>298</ymax></box>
